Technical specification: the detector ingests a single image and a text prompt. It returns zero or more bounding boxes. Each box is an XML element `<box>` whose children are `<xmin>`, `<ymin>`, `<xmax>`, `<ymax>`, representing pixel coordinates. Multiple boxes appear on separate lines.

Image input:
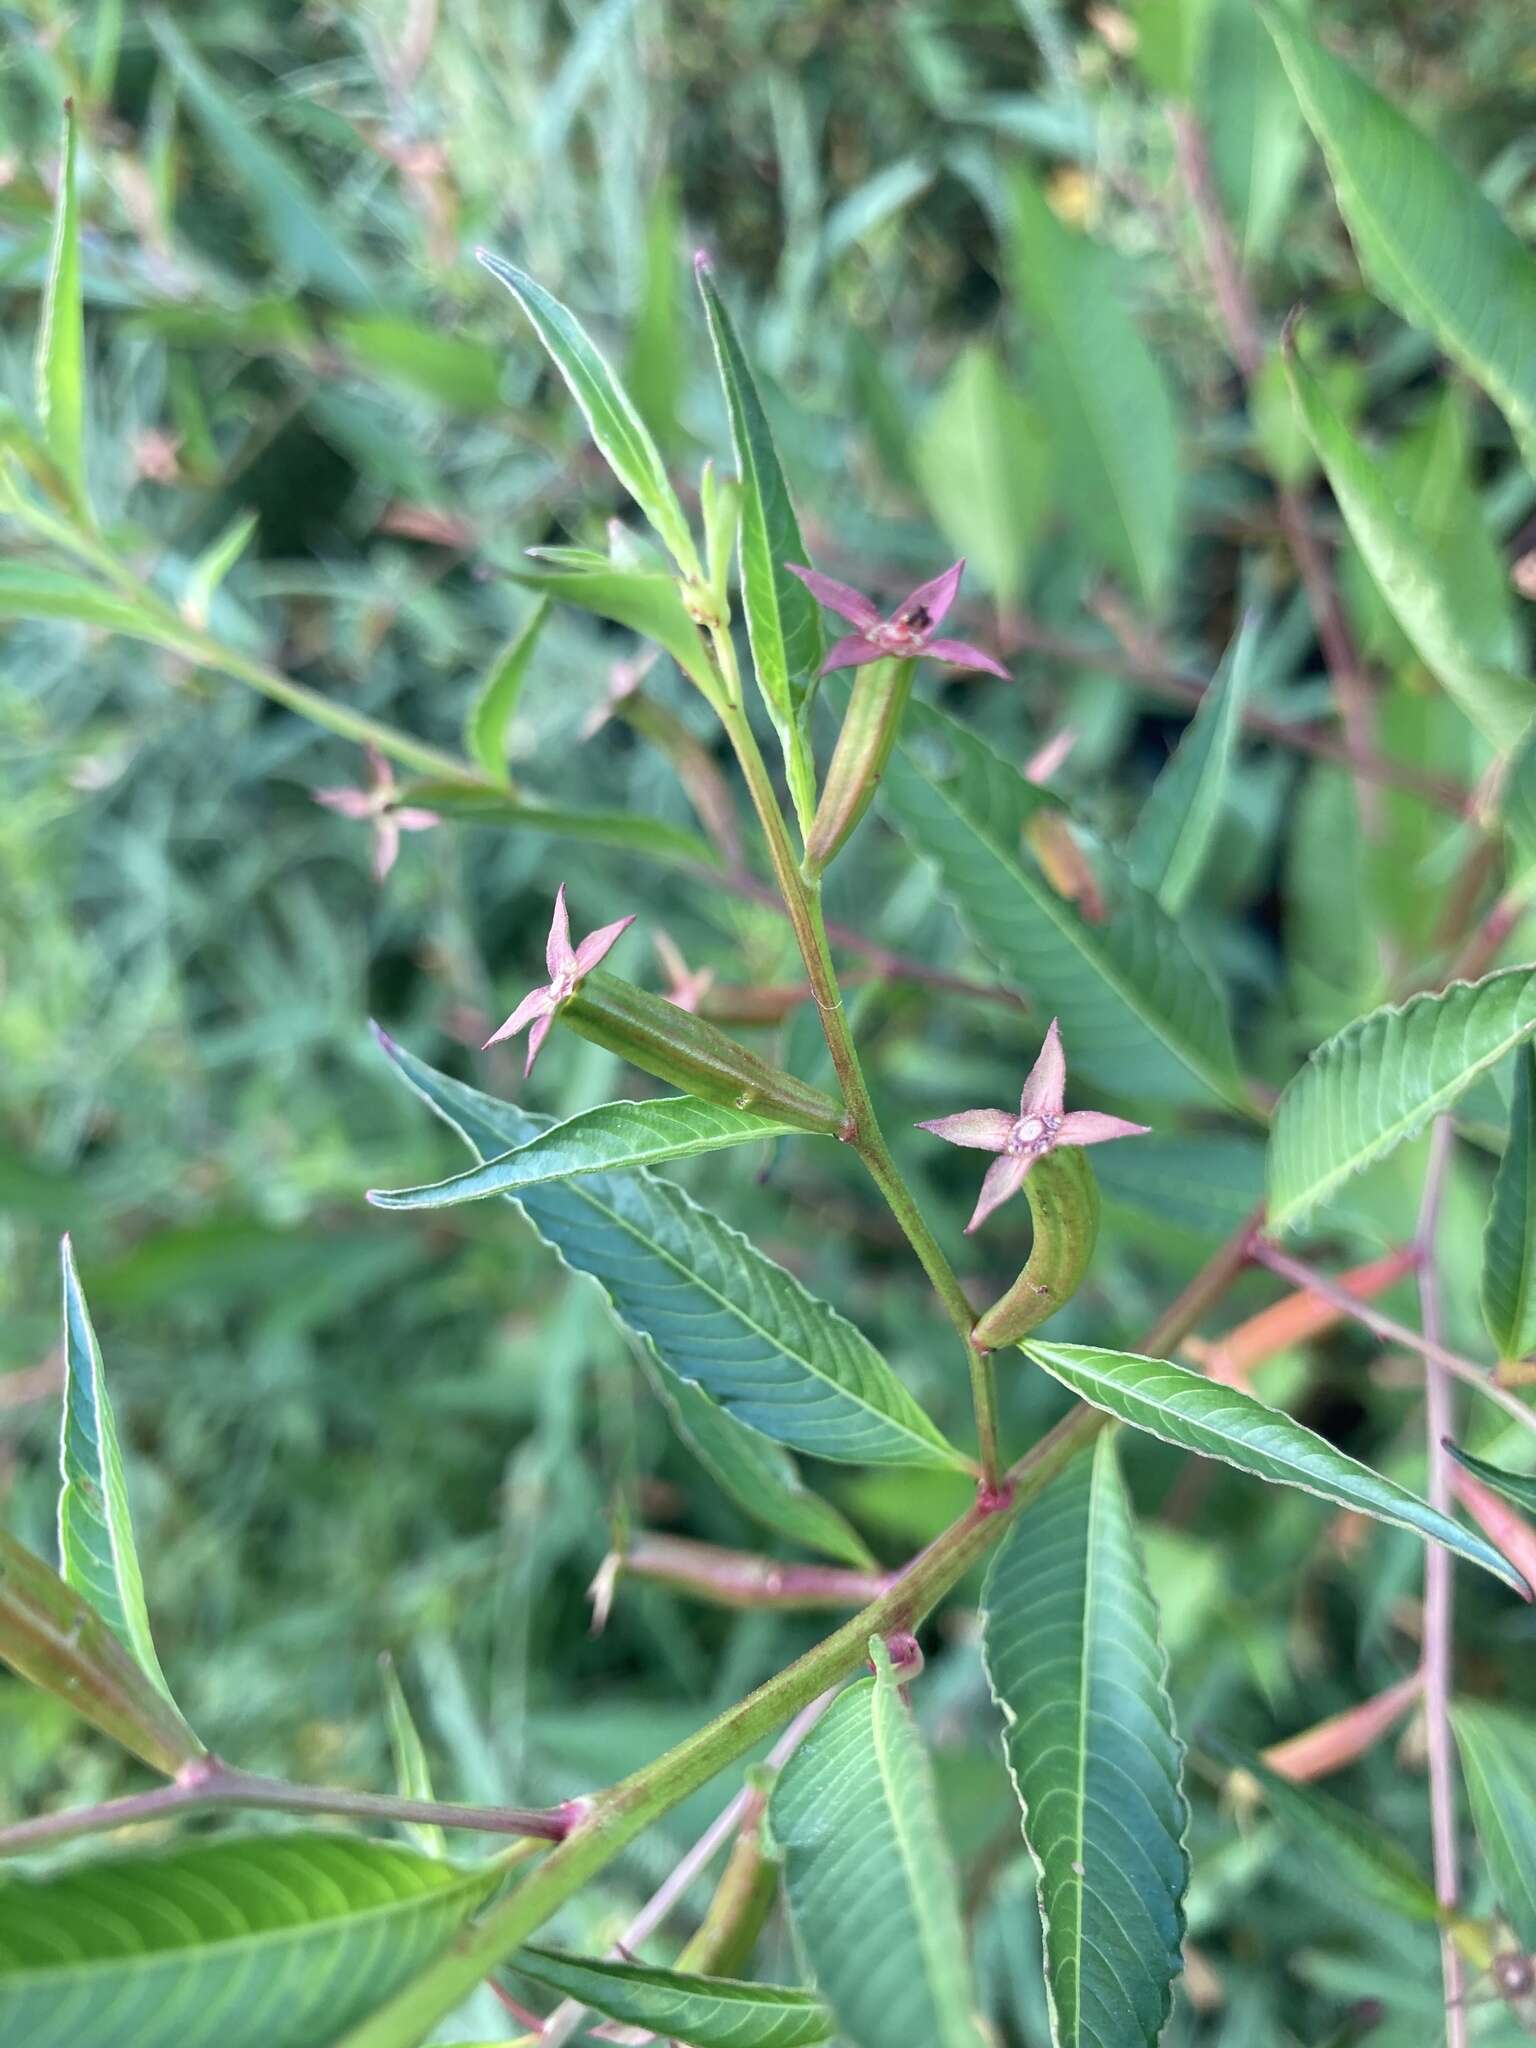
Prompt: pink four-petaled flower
<box><xmin>786</xmin><ymin>558</ymin><xmax>1010</xmax><ymax>679</ymax></box>
<box><xmin>313</xmin><ymin>745</ymin><xmax>439</xmax><ymax>882</ymax></box>
<box><xmin>484</xmin><ymin>885</ymin><xmax>635</xmax><ymax>1076</ymax></box>
<box><xmin>917</xmin><ymin>1018</ymin><xmax>1149</xmax><ymax>1234</ymax></box>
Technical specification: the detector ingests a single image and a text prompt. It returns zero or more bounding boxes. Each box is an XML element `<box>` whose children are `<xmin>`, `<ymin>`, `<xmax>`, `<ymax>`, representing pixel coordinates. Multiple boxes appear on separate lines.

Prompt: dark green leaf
<box><xmin>1451</xmin><ymin>1701</ymin><xmax>1536</xmax><ymax>1947</ymax></box>
<box><xmin>517</xmin><ymin>1947</ymin><xmax>832</xmax><ymax>2047</ymax></box>
<box><xmin>1444</xmin><ymin>1443</ymin><xmax>1536</xmax><ymax>1517</ymax></box>
<box><xmin>1482</xmin><ymin>1042</ymin><xmax>1536</xmax><ymax>1362</ymax></box>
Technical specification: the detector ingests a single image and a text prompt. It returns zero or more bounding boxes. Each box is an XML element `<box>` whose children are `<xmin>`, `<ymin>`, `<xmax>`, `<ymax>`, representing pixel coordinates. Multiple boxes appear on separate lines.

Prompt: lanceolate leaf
<box><xmin>517</xmin><ymin>1947</ymin><xmax>832</xmax><ymax>2048</ymax></box>
<box><xmin>479</xmin><ymin>252</ymin><xmax>701</xmax><ymax>579</ymax></box>
<box><xmin>511</xmin><ymin>550</ymin><xmax>718</xmax><ymax>700</ymax></box>
<box><xmin>1450</xmin><ymin>1701</ymin><xmax>1536</xmax><ymax>1948</ymax></box>
<box><xmin>1007</xmin><ymin>170</ymin><xmax>1180</xmax><ymax>608</ymax></box>
<box><xmin>380</xmin><ymin>1656</ymin><xmax>445</xmax><ymax>1858</ymax></box>
<box><xmin>399</xmin><ymin>784</ymin><xmax>716</xmax><ymax>869</ymax></box>
<box><xmin>374</xmin><ymin>1033</ymin><xmax>963</xmax><ymax>1471</ymax></box>
<box><xmin>57</xmin><ymin>1237</ymin><xmax>174</xmax><ymax>1702</ymax></box>
<box><xmin>0</xmin><ymin>563</ymin><xmax>189</xmax><ymax>643</ymax></box>
<box><xmin>1285</xmin><ymin>349</ymin><xmax>1531</xmax><ymax>753</ymax></box>
<box><xmin>880</xmin><ymin>695</ymin><xmax>1247</xmax><ymax>1109</ymax></box>
<box><xmin>770</xmin><ymin>1640</ymin><xmax>989</xmax><ymax>2048</ymax></box>
<box><xmin>1128</xmin><ymin>614</ymin><xmax>1257</xmax><ymax>915</ymax></box>
<box><xmin>695</xmin><ymin>259</ymin><xmax>822</xmax><ymax>831</ymax></box>
<box><xmin>1444</xmin><ymin>1444</ymin><xmax>1536</xmax><ymax>1518</ymax></box>
<box><xmin>1268</xmin><ymin>968</ymin><xmax>1536</xmax><ymax>1232</ymax></box>
<box><xmin>913</xmin><ymin>343</ymin><xmax>1049</xmax><ymax>615</ymax></box>
<box><xmin>35</xmin><ymin>100</ymin><xmax>86</xmax><ymax>514</ymax></box>
<box><xmin>465</xmin><ymin>600</ymin><xmax>549</xmax><ymax>785</ymax></box>
<box><xmin>981</xmin><ymin>1434</ymin><xmax>1187</xmax><ymax>2048</ymax></box>
<box><xmin>1262</xmin><ymin>6</ymin><xmax>1536</xmax><ymax>472</ymax></box>
<box><xmin>0</xmin><ymin>1834</ymin><xmax>493</xmax><ymax>2048</ymax></box>
<box><xmin>0</xmin><ymin>1527</ymin><xmax>203</xmax><ymax>1775</ymax></box>
<box><xmin>370</xmin><ymin>1098</ymin><xmax>813</xmax><ymax>1210</ymax></box>
<box><xmin>1483</xmin><ymin>1042</ymin><xmax>1536</xmax><ymax>1363</ymax></box>
<box><xmin>1024</xmin><ymin>1342</ymin><xmax>1528</xmax><ymax>1595</ymax></box>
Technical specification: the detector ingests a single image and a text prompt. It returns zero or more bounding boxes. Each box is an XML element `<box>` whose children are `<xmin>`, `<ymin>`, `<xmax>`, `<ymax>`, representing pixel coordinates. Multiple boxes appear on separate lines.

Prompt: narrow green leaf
<box><xmin>478</xmin><ymin>251</ymin><xmax>701</xmax><ymax>579</ymax></box>
<box><xmin>380</xmin><ymin>1655</ymin><xmax>445</xmax><ymax>1858</ymax></box>
<box><xmin>371</xmin><ymin>1097</ymin><xmax>811</xmax><ymax>1210</ymax></box>
<box><xmin>1268</xmin><ymin>968</ymin><xmax>1536</xmax><ymax>1232</ymax></box>
<box><xmin>35</xmin><ymin>100</ymin><xmax>86</xmax><ymax>514</ymax></box>
<box><xmin>464</xmin><ymin>601</ymin><xmax>548</xmax><ymax>785</ymax></box>
<box><xmin>180</xmin><ymin>510</ymin><xmax>259</xmax><ymax>630</ymax></box>
<box><xmin>1007</xmin><ymin>170</ymin><xmax>1180</xmax><ymax>607</ymax></box>
<box><xmin>149</xmin><ymin>15</ymin><xmax>377</xmax><ymax>307</ymax></box>
<box><xmin>512</xmin><ymin>548</ymin><xmax>718</xmax><ymax>700</ymax></box>
<box><xmin>1024</xmin><ymin>1341</ymin><xmax>1529</xmax><ymax>1594</ymax></box>
<box><xmin>1201</xmin><ymin>0</ymin><xmax>1308</xmax><ymax>264</ymax></box>
<box><xmin>517</xmin><ymin>1947</ymin><xmax>832</xmax><ymax>2048</ymax></box>
<box><xmin>1132</xmin><ymin>0</ymin><xmax>1218</xmax><ymax>98</ymax></box>
<box><xmin>57</xmin><ymin>1237</ymin><xmax>175</xmax><ymax>1703</ymax></box>
<box><xmin>1504</xmin><ymin>722</ymin><xmax>1536</xmax><ymax>875</ymax></box>
<box><xmin>400</xmin><ymin>784</ymin><xmax>717</xmax><ymax>869</ymax></box>
<box><xmin>912</xmin><ymin>344</ymin><xmax>1049</xmax><ymax>616</ymax></box>
<box><xmin>1128</xmin><ymin>614</ymin><xmax>1257</xmax><ymax>915</ymax></box>
<box><xmin>1208</xmin><ymin>1741</ymin><xmax>1441</xmax><ymax>1923</ymax></box>
<box><xmin>1451</xmin><ymin>1702</ymin><xmax>1536</xmax><ymax>1948</ymax></box>
<box><xmin>696</xmin><ymin>259</ymin><xmax>822</xmax><ymax>830</ymax></box>
<box><xmin>626</xmin><ymin>176</ymin><xmax>683</xmax><ymax>447</ymax></box>
<box><xmin>0</xmin><ymin>1526</ymin><xmax>203</xmax><ymax>1774</ymax></box>
<box><xmin>880</xmin><ymin>694</ymin><xmax>1248</xmax><ymax>1109</ymax></box>
<box><xmin>770</xmin><ymin>1641</ymin><xmax>989</xmax><ymax>2048</ymax></box>
<box><xmin>0</xmin><ymin>1834</ymin><xmax>492</xmax><ymax>2048</ymax></box>
<box><xmin>1444</xmin><ymin>1443</ymin><xmax>1536</xmax><ymax>1517</ymax></box>
<box><xmin>982</xmin><ymin>1434</ymin><xmax>1188</xmax><ymax>2048</ymax></box>
<box><xmin>1483</xmin><ymin>1043</ymin><xmax>1536</xmax><ymax>1363</ymax></box>
<box><xmin>373</xmin><ymin>1034</ymin><xmax>964</xmax><ymax>1471</ymax></box>
<box><xmin>1262</xmin><ymin>5</ymin><xmax>1536</xmax><ymax>471</ymax></box>
<box><xmin>332</xmin><ymin>315</ymin><xmax>506</xmax><ymax>414</ymax></box>
<box><xmin>0</xmin><ymin>562</ymin><xmax>193</xmax><ymax>644</ymax></box>
<box><xmin>1285</xmin><ymin>347</ymin><xmax>1532</xmax><ymax>753</ymax></box>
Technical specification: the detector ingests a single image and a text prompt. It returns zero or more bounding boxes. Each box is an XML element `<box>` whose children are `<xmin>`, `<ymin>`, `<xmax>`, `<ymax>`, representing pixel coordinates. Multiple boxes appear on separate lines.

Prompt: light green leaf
<box><xmin>0</xmin><ymin>563</ymin><xmax>178</xmax><ymax>643</ymax></box>
<box><xmin>913</xmin><ymin>344</ymin><xmax>1049</xmax><ymax>616</ymax></box>
<box><xmin>626</xmin><ymin>177</ymin><xmax>683</xmax><ymax>448</ymax></box>
<box><xmin>1444</xmin><ymin>1443</ymin><xmax>1536</xmax><ymax>1518</ymax></box>
<box><xmin>770</xmin><ymin>1641</ymin><xmax>989</xmax><ymax>2048</ymax></box>
<box><xmin>1504</xmin><ymin>718</ymin><xmax>1536</xmax><ymax>876</ymax></box>
<box><xmin>517</xmin><ymin>1948</ymin><xmax>832</xmax><ymax>2048</ymax></box>
<box><xmin>401</xmin><ymin>783</ymin><xmax>716</xmax><ymax>869</ymax></box>
<box><xmin>1482</xmin><ymin>1042</ymin><xmax>1536</xmax><ymax>1363</ymax></box>
<box><xmin>982</xmin><ymin>1434</ymin><xmax>1188</xmax><ymax>2048</ymax></box>
<box><xmin>464</xmin><ymin>601</ymin><xmax>548</xmax><ymax>786</ymax></box>
<box><xmin>479</xmin><ymin>252</ymin><xmax>701</xmax><ymax>579</ymax></box>
<box><xmin>380</xmin><ymin>1655</ymin><xmax>445</xmax><ymax>1858</ymax></box>
<box><xmin>1201</xmin><ymin>0</ymin><xmax>1307</xmax><ymax>264</ymax></box>
<box><xmin>1024</xmin><ymin>1342</ymin><xmax>1528</xmax><ymax>1594</ymax></box>
<box><xmin>180</xmin><ymin>510</ymin><xmax>258</xmax><ymax>631</ymax></box>
<box><xmin>1007</xmin><ymin>170</ymin><xmax>1180</xmax><ymax>608</ymax></box>
<box><xmin>332</xmin><ymin>316</ymin><xmax>506</xmax><ymax>414</ymax></box>
<box><xmin>1285</xmin><ymin>347</ymin><xmax>1532</xmax><ymax>752</ymax></box>
<box><xmin>57</xmin><ymin>1237</ymin><xmax>175</xmax><ymax>1704</ymax></box>
<box><xmin>371</xmin><ymin>1097</ymin><xmax>811</xmax><ymax>1210</ymax></box>
<box><xmin>373</xmin><ymin>1034</ymin><xmax>964</xmax><ymax>1471</ymax></box>
<box><xmin>1262</xmin><ymin>5</ymin><xmax>1536</xmax><ymax>471</ymax></box>
<box><xmin>149</xmin><ymin>16</ymin><xmax>377</xmax><ymax>307</ymax></box>
<box><xmin>1268</xmin><ymin>968</ymin><xmax>1536</xmax><ymax>1231</ymax></box>
<box><xmin>1450</xmin><ymin>1703</ymin><xmax>1536</xmax><ymax>1947</ymax></box>
<box><xmin>0</xmin><ymin>1833</ymin><xmax>493</xmax><ymax>2048</ymax></box>
<box><xmin>35</xmin><ymin>100</ymin><xmax>86</xmax><ymax>515</ymax></box>
<box><xmin>880</xmin><ymin>694</ymin><xmax>1247</xmax><ymax>1108</ymax></box>
<box><xmin>512</xmin><ymin>548</ymin><xmax>718</xmax><ymax>701</ymax></box>
<box><xmin>696</xmin><ymin>259</ymin><xmax>822</xmax><ymax>830</ymax></box>
<box><xmin>1128</xmin><ymin>614</ymin><xmax>1257</xmax><ymax>914</ymax></box>
<box><xmin>1132</xmin><ymin>0</ymin><xmax>1218</xmax><ymax>97</ymax></box>
<box><xmin>0</xmin><ymin>1526</ymin><xmax>203</xmax><ymax>1775</ymax></box>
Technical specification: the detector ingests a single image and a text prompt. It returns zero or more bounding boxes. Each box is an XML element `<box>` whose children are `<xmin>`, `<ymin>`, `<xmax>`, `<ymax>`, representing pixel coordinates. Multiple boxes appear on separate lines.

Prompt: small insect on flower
<box><xmin>786</xmin><ymin>559</ymin><xmax>1011</xmax><ymax>678</ymax></box>
<box><xmin>484</xmin><ymin>884</ymin><xmax>636</xmax><ymax>1075</ymax></box>
<box><xmin>312</xmin><ymin>745</ymin><xmax>439</xmax><ymax>882</ymax></box>
<box><xmin>918</xmin><ymin>1018</ymin><xmax>1149</xmax><ymax>1233</ymax></box>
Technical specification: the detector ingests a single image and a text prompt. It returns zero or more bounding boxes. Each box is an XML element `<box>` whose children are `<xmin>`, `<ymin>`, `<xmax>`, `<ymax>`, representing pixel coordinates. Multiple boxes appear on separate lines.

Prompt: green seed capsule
<box><xmin>565</xmin><ymin>971</ymin><xmax>848</xmax><ymax>1135</ymax></box>
<box><xmin>971</xmin><ymin>1147</ymin><xmax>1100</xmax><ymax>1351</ymax></box>
<box><xmin>803</xmin><ymin>656</ymin><xmax>915</xmax><ymax>875</ymax></box>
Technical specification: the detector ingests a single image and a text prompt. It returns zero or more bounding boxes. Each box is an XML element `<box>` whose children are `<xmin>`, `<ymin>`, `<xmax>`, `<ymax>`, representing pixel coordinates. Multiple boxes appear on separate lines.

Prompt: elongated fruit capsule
<box><xmin>971</xmin><ymin>1146</ymin><xmax>1100</xmax><ymax>1351</ymax></box>
<box><xmin>803</xmin><ymin>656</ymin><xmax>915</xmax><ymax>874</ymax></box>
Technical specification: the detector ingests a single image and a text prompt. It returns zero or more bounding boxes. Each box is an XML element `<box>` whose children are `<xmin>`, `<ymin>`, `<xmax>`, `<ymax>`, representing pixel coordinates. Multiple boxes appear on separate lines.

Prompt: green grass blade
<box><xmin>35</xmin><ymin>100</ymin><xmax>86</xmax><ymax>516</ymax></box>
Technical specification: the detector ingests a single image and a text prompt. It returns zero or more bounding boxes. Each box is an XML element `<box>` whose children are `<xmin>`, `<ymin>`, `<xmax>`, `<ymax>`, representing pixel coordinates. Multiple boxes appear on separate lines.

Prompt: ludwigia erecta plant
<box><xmin>6</xmin><ymin>14</ymin><xmax>1536</xmax><ymax>2043</ymax></box>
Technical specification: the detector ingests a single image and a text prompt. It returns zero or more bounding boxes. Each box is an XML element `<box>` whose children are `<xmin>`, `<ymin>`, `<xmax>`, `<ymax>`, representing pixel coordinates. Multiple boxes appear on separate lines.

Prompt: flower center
<box><xmin>869</xmin><ymin>602</ymin><xmax>933</xmax><ymax>655</ymax></box>
<box><xmin>548</xmin><ymin>966</ymin><xmax>581</xmax><ymax>1006</ymax></box>
<box><xmin>1007</xmin><ymin>1112</ymin><xmax>1060</xmax><ymax>1156</ymax></box>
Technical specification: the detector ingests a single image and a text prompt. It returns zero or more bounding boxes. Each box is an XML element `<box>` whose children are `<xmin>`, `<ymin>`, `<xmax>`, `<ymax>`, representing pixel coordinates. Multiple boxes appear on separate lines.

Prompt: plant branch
<box><xmin>610</xmin><ymin>1532</ymin><xmax>892</xmax><ymax>1611</ymax></box>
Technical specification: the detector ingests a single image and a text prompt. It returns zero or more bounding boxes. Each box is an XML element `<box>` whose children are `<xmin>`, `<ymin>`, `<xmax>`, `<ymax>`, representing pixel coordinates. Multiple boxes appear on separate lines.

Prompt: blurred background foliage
<box><xmin>2</xmin><ymin>3</ymin><xmax>1535</xmax><ymax>2041</ymax></box>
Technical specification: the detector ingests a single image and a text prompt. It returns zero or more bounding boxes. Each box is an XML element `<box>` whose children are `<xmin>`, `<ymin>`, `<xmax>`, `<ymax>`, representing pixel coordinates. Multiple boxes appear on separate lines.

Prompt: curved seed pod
<box><xmin>566</xmin><ymin>971</ymin><xmax>848</xmax><ymax>1135</ymax></box>
<box><xmin>971</xmin><ymin>1146</ymin><xmax>1100</xmax><ymax>1350</ymax></box>
<box><xmin>803</xmin><ymin>656</ymin><xmax>916</xmax><ymax>874</ymax></box>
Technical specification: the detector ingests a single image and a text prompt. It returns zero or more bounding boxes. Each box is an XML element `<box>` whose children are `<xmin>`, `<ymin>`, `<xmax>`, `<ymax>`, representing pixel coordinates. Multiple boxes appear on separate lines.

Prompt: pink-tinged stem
<box><xmin>1261</xmin><ymin>1673</ymin><xmax>1422</xmax><ymax>1784</ymax></box>
<box><xmin>616</xmin><ymin>1533</ymin><xmax>892</xmax><ymax>1612</ymax></box>
<box><xmin>1415</xmin><ymin>1118</ymin><xmax>1466</xmax><ymax>2048</ymax></box>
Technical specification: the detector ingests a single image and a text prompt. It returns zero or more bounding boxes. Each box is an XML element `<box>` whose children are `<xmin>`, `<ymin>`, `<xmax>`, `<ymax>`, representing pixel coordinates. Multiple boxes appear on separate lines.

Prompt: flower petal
<box><xmin>365</xmin><ymin>744</ymin><xmax>396</xmax><ymax>797</ymax></box>
<box><xmin>313</xmin><ymin>787</ymin><xmax>374</xmax><ymax>819</ymax></box>
<box><xmin>924</xmin><ymin>637</ymin><xmax>1011</xmax><ymax>680</ymax></box>
<box><xmin>483</xmin><ymin>984</ymin><xmax>553</xmax><ymax>1050</ymax></box>
<box><xmin>393</xmin><ymin>807</ymin><xmax>441</xmax><ymax>833</ymax></box>
<box><xmin>372</xmin><ymin>817</ymin><xmax>400</xmax><ymax>883</ymax></box>
<box><xmin>965</xmin><ymin>1151</ymin><xmax>1032</xmax><ymax>1234</ymax></box>
<box><xmin>1056</xmin><ymin>1110</ymin><xmax>1152</xmax><ymax>1149</ymax></box>
<box><xmin>785</xmin><ymin>564</ymin><xmax>882</xmax><ymax>631</ymax></box>
<box><xmin>915</xmin><ymin>1109</ymin><xmax>1015</xmax><ymax>1153</ymax></box>
<box><xmin>898</xmin><ymin>560</ymin><xmax>965</xmax><ymax>632</ymax></box>
<box><xmin>545</xmin><ymin>884</ymin><xmax>576</xmax><ymax>979</ymax></box>
<box><xmin>523</xmin><ymin>1008</ymin><xmax>555</xmax><ymax>1077</ymax></box>
<box><xmin>818</xmin><ymin>633</ymin><xmax>885</xmax><ymax>675</ymax></box>
<box><xmin>573</xmin><ymin>911</ymin><xmax>637</xmax><ymax>976</ymax></box>
<box><xmin>1019</xmin><ymin>1018</ymin><xmax>1067</xmax><ymax>1123</ymax></box>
